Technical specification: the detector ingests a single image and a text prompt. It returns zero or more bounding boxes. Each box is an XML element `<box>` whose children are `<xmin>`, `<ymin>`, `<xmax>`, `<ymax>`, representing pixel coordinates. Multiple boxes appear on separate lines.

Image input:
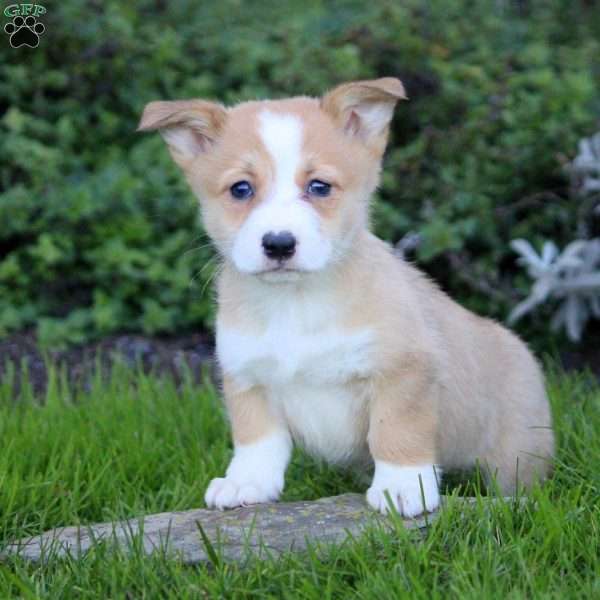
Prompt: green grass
<box><xmin>0</xmin><ymin>361</ymin><xmax>598</xmax><ymax>598</ymax></box>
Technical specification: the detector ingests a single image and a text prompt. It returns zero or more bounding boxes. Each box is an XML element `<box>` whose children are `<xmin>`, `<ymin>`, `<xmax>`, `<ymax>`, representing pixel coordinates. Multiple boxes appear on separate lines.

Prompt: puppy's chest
<box><xmin>217</xmin><ymin>319</ymin><xmax>374</xmax><ymax>388</ymax></box>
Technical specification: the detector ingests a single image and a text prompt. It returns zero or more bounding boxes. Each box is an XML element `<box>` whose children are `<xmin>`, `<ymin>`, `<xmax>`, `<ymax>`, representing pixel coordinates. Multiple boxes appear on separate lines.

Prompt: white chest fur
<box><xmin>216</xmin><ymin>296</ymin><xmax>375</xmax><ymax>464</ymax></box>
<box><xmin>217</xmin><ymin>324</ymin><xmax>374</xmax><ymax>388</ymax></box>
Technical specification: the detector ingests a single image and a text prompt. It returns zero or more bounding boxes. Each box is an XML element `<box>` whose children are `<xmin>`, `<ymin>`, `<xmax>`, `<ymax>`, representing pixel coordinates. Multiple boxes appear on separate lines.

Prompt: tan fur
<box><xmin>223</xmin><ymin>377</ymin><xmax>279</xmax><ymax>445</ymax></box>
<box><xmin>140</xmin><ymin>78</ymin><xmax>554</xmax><ymax>495</ymax></box>
<box><xmin>369</xmin><ymin>362</ymin><xmax>439</xmax><ymax>465</ymax></box>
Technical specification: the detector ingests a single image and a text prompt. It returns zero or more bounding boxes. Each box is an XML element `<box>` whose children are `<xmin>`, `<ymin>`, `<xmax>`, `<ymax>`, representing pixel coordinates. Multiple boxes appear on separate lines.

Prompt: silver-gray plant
<box><xmin>508</xmin><ymin>239</ymin><xmax>600</xmax><ymax>341</ymax></box>
<box><xmin>571</xmin><ymin>131</ymin><xmax>600</xmax><ymax>195</ymax></box>
<box><xmin>509</xmin><ymin>131</ymin><xmax>600</xmax><ymax>341</ymax></box>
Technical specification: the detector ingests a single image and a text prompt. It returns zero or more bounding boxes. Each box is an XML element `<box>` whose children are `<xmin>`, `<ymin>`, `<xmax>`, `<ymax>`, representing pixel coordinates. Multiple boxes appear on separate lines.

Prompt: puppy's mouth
<box><xmin>256</xmin><ymin>263</ymin><xmax>304</xmax><ymax>282</ymax></box>
<box><xmin>260</xmin><ymin>259</ymin><xmax>301</xmax><ymax>273</ymax></box>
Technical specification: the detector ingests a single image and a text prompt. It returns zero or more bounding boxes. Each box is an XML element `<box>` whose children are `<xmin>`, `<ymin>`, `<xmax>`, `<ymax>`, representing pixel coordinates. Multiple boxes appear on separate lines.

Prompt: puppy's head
<box><xmin>139</xmin><ymin>78</ymin><xmax>406</xmax><ymax>282</ymax></box>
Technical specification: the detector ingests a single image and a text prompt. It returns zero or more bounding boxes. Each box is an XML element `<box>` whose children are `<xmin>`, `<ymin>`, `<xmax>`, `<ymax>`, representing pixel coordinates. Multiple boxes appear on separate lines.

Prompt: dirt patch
<box><xmin>0</xmin><ymin>330</ymin><xmax>216</xmax><ymax>397</ymax></box>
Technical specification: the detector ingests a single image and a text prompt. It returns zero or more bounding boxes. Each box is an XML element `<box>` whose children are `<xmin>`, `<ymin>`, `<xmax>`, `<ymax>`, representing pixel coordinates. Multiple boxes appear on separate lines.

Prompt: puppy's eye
<box><xmin>307</xmin><ymin>179</ymin><xmax>331</xmax><ymax>197</ymax></box>
<box><xmin>230</xmin><ymin>180</ymin><xmax>254</xmax><ymax>200</ymax></box>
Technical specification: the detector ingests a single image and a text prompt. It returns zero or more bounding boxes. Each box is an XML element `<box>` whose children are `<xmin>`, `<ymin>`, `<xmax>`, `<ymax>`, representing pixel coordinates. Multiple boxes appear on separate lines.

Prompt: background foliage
<box><xmin>1</xmin><ymin>0</ymin><xmax>599</xmax><ymax>348</ymax></box>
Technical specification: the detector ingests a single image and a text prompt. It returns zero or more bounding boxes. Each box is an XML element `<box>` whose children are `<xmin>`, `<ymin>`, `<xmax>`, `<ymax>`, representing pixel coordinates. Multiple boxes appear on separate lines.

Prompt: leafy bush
<box><xmin>0</xmin><ymin>0</ymin><xmax>599</xmax><ymax>347</ymax></box>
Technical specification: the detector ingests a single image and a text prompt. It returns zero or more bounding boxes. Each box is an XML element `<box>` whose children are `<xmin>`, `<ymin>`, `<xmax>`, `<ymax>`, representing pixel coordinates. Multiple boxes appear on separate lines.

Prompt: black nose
<box><xmin>262</xmin><ymin>231</ymin><xmax>296</xmax><ymax>261</ymax></box>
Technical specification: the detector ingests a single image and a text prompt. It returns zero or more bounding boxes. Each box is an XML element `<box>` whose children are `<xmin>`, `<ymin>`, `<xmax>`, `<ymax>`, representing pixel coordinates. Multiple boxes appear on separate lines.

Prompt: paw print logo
<box><xmin>4</xmin><ymin>15</ymin><xmax>45</xmax><ymax>48</ymax></box>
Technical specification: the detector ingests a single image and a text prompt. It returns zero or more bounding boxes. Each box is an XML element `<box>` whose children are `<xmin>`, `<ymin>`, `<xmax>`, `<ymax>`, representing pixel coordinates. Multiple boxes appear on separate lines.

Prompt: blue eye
<box><xmin>307</xmin><ymin>179</ymin><xmax>331</xmax><ymax>197</ymax></box>
<box><xmin>230</xmin><ymin>180</ymin><xmax>254</xmax><ymax>200</ymax></box>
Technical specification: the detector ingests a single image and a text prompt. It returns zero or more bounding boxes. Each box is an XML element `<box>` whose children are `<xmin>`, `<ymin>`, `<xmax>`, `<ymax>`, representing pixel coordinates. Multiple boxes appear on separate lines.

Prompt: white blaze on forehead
<box><xmin>258</xmin><ymin>111</ymin><xmax>303</xmax><ymax>199</ymax></box>
<box><xmin>230</xmin><ymin>109</ymin><xmax>333</xmax><ymax>274</ymax></box>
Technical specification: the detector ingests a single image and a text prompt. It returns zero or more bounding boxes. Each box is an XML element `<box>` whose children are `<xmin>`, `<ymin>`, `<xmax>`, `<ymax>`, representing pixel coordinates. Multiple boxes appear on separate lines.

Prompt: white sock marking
<box><xmin>366</xmin><ymin>461</ymin><xmax>441</xmax><ymax>517</ymax></box>
<box><xmin>205</xmin><ymin>430</ymin><xmax>292</xmax><ymax>509</ymax></box>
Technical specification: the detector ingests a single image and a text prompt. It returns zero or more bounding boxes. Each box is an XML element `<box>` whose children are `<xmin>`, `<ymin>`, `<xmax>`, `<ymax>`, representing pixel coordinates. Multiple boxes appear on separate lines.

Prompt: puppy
<box><xmin>138</xmin><ymin>78</ymin><xmax>554</xmax><ymax>517</ymax></box>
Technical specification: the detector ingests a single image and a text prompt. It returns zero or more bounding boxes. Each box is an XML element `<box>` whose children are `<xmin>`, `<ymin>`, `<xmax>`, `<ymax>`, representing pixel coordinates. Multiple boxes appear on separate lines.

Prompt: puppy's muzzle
<box><xmin>262</xmin><ymin>231</ymin><xmax>296</xmax><ymax>261</ymax></box>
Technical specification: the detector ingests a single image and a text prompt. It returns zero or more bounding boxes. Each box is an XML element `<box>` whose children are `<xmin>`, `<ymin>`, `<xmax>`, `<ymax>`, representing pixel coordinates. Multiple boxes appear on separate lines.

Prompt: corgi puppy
<box><xmin>138</xmin><ymin>78</ymin><xmax>554</xmax><ymax>517</ymax></box>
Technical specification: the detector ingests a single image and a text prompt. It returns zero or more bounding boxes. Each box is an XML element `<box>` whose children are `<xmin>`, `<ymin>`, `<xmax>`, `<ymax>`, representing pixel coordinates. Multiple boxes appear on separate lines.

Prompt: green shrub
<box><xmin>0</xmin><ymin>0</ymin><xmax>599</xmax><ymax>347</ymax></box>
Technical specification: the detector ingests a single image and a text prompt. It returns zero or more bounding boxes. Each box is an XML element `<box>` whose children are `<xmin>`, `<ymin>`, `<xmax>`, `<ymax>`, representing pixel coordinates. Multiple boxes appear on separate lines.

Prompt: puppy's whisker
<box><xmin>181</xmin><ymin>242</ymin><xmax>216</xmax><ymax>258</ymax></box>
<box><xmin>189</xmin><ymin>256</ymin><xmax>219</xmax><ymax>289</ymax></box>
<box><xmin>199</xmin><ymin>259</ymin><xmax>224</xmax><ymax>298</ymax></box>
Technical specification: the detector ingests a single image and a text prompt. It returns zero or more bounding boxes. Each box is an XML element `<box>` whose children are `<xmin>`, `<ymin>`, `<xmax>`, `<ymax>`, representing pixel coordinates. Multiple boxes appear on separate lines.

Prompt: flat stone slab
<box><xmin>2</xmin><ymin>493</ymin><xmax>476</xmax><ymax>565</ymax></box>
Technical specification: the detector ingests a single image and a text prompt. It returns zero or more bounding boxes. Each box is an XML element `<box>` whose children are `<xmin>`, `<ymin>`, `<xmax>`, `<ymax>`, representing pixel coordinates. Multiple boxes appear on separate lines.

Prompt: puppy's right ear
<box><xmin>137</xmin><ymin>100</ymin><xmax>227</xmax><ymax>168</ymax></box>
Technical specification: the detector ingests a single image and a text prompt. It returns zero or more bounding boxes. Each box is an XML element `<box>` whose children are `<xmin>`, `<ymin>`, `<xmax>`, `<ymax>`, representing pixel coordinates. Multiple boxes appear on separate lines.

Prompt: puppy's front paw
<box><xmin>204</xmin><ymin>477</ymin><xmax>282</xmax><ymax>510</ymax></box>
<box><xmin>367</xmin><ymin>462</ymin><xmax>440</xmax><ymax>518</ymax></box>
<box><xmin>205</xmin><ymin>432</ymin><xmax>291</xmax><ymax>510</ymax></box>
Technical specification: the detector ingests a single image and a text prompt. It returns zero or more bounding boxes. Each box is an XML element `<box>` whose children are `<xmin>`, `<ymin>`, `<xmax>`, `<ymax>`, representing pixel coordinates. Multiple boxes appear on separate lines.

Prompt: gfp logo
<box><xmin>4</xmin><ymin>4</ymin><xmax>46</xmax><ymax>48</ymax></box>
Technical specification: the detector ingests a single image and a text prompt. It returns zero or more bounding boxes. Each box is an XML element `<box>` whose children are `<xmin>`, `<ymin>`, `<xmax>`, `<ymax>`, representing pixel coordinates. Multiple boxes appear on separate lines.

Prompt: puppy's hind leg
<box><xmin>479</xmin><ymin>371</ymin><xmax>554</xmax><ymax>495</ymax></box>
<box><xmin>480</xmin><ymin>424</ymin><xmax>554</xmax><ymax>496</ymax></box>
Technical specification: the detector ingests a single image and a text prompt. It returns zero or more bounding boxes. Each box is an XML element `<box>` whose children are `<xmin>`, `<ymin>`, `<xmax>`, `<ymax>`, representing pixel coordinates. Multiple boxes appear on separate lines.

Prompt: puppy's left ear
<box><xmin>138</xmin><ymin>99</ymin><xmax>227</xmax><ymax>168</ymax></box>
<box><xmin>321</xmin><ymin>77</ymin><xmax>406</xmax><ymax>154</ymax></box>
